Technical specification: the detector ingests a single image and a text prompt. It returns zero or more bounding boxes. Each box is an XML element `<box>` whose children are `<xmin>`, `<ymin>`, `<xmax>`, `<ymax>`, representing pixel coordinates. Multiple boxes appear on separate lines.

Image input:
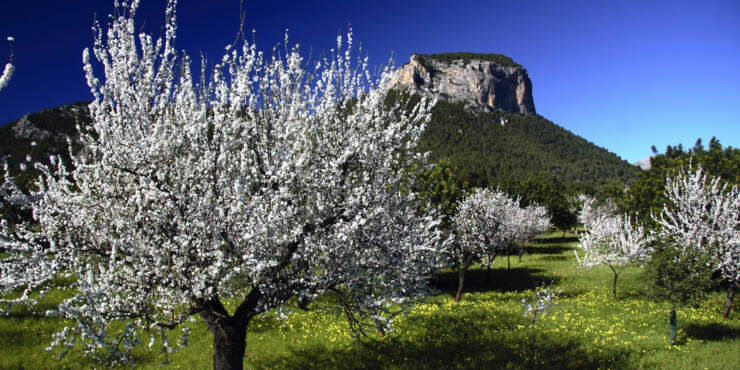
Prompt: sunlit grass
<box><xmin>2</xmin><ymin>231</ymin><xmax>738</xmax><ymax>369</ymax></box>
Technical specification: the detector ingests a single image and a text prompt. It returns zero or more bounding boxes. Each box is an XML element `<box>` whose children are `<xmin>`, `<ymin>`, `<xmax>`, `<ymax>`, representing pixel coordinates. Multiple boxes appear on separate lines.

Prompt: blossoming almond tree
<box><xmin>451</xmin><ymin>188</ymin><xmax>546</xmax><ymax>301</ymax></box>
<box><xmin>655</xmin><ymin>165</ymin><xmax>739</xmax><ymax>318</ymax></box>
<box><xmin>513</xmin><ymin>203</ymin><xmax>550</xmax><ymax>263</ymax></box>
<box><xmin>575</xmin><ymin>213</ymin><xmax>651</xmax><ymax>300</ymax></box>
<box><xmin>0</xmin><ymin>1</ymin><xmax>443</xmax><ymax>368</ymax></box>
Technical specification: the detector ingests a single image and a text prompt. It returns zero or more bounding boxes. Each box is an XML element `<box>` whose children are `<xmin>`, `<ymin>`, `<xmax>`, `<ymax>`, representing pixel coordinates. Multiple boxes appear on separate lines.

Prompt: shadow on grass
<box><xmin>685</xmin><ymin>323</ymin><xmax>740</xmax><ymax>341</ymax></box>
<box><xmin>251</xmin><ymin>310</ymin><xmax>629</xmax><ymax>369</ymax></box>
<box><xmin>533</xmin><ymin>236</ymin><xmax>580</xmax><ymax>244</ymax></box>
<box><xmin>431</xmin><ymin>267</ymin><xmax>559</xmax><ymax>295</ymax></box>
<box><xmin>523</xmin><ymin>244</ymin><xmax>573</xmax><ymax>255</ymax></box>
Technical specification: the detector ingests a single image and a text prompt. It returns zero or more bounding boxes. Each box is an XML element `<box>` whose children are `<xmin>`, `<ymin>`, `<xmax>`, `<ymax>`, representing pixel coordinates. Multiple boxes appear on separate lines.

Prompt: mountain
<box><xmin>0</xmin><ymin>102</ymin><xmax>90</xmax><ymax>188</ymax></box>
<box><xmin>392</xmin><ymin>53</ymin><xmax>535</xmax><ymax>114</ymax></box>
<box><xmin>391</xmin><ymin>53</ymin><xmax>638</xmax><ymax>191</ymax></box>
<box><xmin>418</xmin><ymin>99</ymin><xmax>638</xmax><ymax>190</ymax></box>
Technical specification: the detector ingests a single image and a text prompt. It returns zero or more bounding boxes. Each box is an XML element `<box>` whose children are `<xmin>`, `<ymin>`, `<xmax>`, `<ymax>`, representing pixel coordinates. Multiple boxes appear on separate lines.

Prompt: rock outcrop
<box><xmin>633</xmin><ymin>157</ymin><xmax>652</xmax><ymax>170</ymax></box>
<box><xmin>391</xmin><ymin>53</ymin><xmax>536</xmax><ymax>114</ymax></box>
<box><xmin>9</xmin><ymin>102</ymin><xmax>90</xmax><ymax>142</ymax></box>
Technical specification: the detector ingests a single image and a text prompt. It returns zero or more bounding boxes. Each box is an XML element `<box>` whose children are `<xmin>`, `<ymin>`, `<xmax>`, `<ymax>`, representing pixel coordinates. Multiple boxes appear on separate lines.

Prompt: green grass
<box><xmin>2</xmin><ymin>232</ymin><xmax>738</xmax><ymax>369</ymax></box>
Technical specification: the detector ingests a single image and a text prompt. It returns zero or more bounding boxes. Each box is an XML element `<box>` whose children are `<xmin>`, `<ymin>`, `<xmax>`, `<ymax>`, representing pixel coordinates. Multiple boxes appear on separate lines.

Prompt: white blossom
<box><xmin>655</xmin><ymin>165</ymin><xmax>740</xmax><ymax>287</ymax></box>
<box><xmin>577</xmin><ymin>193</ymin><xmax>617</xmax><ymax>229</ymax></box>
<box><xmin>0</xmin><ymin>36</ymin><xmax>13</xmax><ymax>92</ymax></box>
<box><xmin>575</xmin><ymin>212</ymin><xmax>651</xmax><ymax>299</ymax></box>
<box><xmin>1</xmin><ymin>0</ymin><xmax>441</xmax><ymax>366</ymax></box>
<box><xmin>522</xmin><ymin>286</ymin><xmax>558</xmax><ymax>322</ymax></box>
<box><xmin>450</xmin><ymin>188</ymin><xmax>549</xmax><ymax>300</ymax></box>
<box><xmin>453</xmin><ymin>188</ymin><xmax>549</xmax><ymax>264</ymax></box>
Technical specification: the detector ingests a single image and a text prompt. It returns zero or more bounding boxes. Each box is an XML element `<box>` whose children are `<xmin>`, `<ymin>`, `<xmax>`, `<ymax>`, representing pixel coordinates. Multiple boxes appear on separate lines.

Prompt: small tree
<box><xmin>512</xmin><ymin>203</ymin><xmax>550</xmax><ymax>264</ymax></box>
<box><xmin>643</xmin><ymin>242</ymin><xmax>715</xmax><ymax>344</ymax></box>
<box><xmin>0</xmin><ymin>1</ymin><xmax>442</xmax><ymax>368</ymax></box>
<box><xmin>655</xmin><ymin>165</ymin><xmax>739</xmax><ymax>318</ymax></box>
<box><xmin>575</xmin><ymin>213</ymin><xmax>651</xmax><ymax>300</ymax></box>
<box><xmin>452</xmin><ymin>188</ymin><xmax>528</xmax><ymax>301</ymax></box>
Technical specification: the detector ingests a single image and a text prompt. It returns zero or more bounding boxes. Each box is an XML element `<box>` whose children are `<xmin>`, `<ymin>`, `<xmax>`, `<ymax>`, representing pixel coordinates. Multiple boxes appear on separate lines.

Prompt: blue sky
<box><xmin>1</xmin><ymin>0</ymin><xmax>738</xmax><ymax>163</ymax></box>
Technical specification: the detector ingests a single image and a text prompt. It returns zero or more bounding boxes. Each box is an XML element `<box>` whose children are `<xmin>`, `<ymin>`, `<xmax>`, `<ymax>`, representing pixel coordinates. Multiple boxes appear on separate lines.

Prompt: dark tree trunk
<box><xmin>612</xmin><ymin>272</ymin><xmax>619</xmax><ymax>301</ymax></box>
<box><xmin>506</xmin><ymin>246</ymin><xmax>511</xmax><ymax>271</ymax></box>
<box><xmin>455</xmin><ymin>253</ymin><xmax>474</xmax><ymax>302</ymax></box>
<box><xmin>518</xmin><ymin>245</ymin><xmax>524</xmax><ymax>263</ymax></box>
<box><xmin>608</xmin><ymin>264</ymin><xmax>619</xmax><ymax>301</ymax></box>
<box><xmin>199</xmin><ymin>289</ymin><xmax>262</xmax><ymax>370</ymax></box>
<box><xmin>669</xmin><ymin>305</ymin><xmax>677</xmax><ymax>345</ymax></box>
<box><xmin>722</xmin><ymin>284</ymin><xmax>736</xmax><ymax>319</ymax></box>
<box><xmin>205</xmin><ymin>316</ymin><xmax>249</xmax><ymax>370</ymax></box>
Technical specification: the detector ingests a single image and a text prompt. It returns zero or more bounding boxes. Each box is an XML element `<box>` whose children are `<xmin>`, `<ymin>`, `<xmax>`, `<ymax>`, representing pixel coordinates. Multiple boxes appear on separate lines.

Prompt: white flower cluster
<box><xmin>452</xmin><ymin>188</ymin><xmax>550</xmax><ymax>264</ymax></box>
<box><xmin>576</xmin><ymin>193</ymin><xmax>617</xmax><ymax>228</ymax></box>
<box><xmin>1</xmin><ymin>0</ymin><xmax>442</xmax><ymax>364</ymax></box>
<box><xmin>575</xmin><ymin>212</ymin><xmax>652</xmax><ymax>270</ymax></box>
<box><xmin>521</xmin><ymin>286</ymin><xmax>558</xmax><ymax>323</ymax></box>
<box><xmin>655</xmin><ymin>165</ymin><xmax>739</xmax><ymax>286</ymax></box>
<box><xmin>0</xmin><ymin>36</ymin><xmax>13</xmax><ymax>92</ymax></box>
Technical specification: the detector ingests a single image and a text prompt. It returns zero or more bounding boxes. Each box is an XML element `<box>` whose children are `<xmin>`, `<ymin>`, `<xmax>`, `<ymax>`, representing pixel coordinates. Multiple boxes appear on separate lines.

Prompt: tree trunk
<box><xmin>455</xmin><ymin>253</ymin><xmax>474</xmax><ymax>302</ymax></box>
<box><xmin>722</xmin><ymin>283</ymin><xmax>736</xmax><ymax>319</ymax></box>
<box><xmin>518</xmin><ymin>245</ymin><xmax>524</xmax><ymax>263</ymax></box>
<box><xmin>612</xmin><ymin>272</ymin><xmax>619</xmax><ymax>301</ymax></box>
<box><xmin>669</xmin><ymin>305</ymin><xmax>677</xmax><ymax>345</ymax></box>
<box><xmin>199</xmin><ymin>289</ymin><xmax>262</xmax><ymax>370</ymax></box>
<box><xmin>507</xmin><ymin>247</ymin><xmax>511</xmax><ymax>271</ymax></box>
<box><xmin>608</xmin><ymin>264</ymin><xmax>619</xmax><ymax>301</ymax></box>
<box><xmin>206</xmin><ymin>316</ymin><xmax>249</xmax><ymax>370</ymax></box>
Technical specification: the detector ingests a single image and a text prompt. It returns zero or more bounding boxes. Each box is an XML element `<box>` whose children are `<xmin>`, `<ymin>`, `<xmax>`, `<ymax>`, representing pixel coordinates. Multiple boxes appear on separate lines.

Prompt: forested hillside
<box><xmin>0</xmin><ymin>102</ymin><xmax>90</xmax><ymax>189</ymax></box>
<box><xmin>418</xmin><ymin>99</ymin><xmax>638</xmax><ymax>191</ymax></box>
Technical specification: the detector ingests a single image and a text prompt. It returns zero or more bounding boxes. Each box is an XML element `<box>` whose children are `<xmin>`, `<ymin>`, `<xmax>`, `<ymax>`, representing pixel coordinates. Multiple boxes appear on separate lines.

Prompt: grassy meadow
<box><xmin>2</xmin><ymin>231</ymin><xmax>738</xmax><ymax>369</ymax></box>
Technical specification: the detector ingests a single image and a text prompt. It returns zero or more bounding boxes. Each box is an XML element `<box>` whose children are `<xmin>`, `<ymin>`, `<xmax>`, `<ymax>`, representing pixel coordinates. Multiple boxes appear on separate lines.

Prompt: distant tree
<box><xmin>451</xmin><ymin>188</ymin><xmax>518</xmax><ymax>301</ymax></box>
<box><xmin>575</xmin><ymin>212</ymin><xmax>651</xmax><ymax>300</ymax></box>
<box><xmin>451</xmin><ymin>188</ymin><xmax>548</xmax><ymax>301</ymax></box>
<box><xmin>413</xmin><ymin>158</ymin><xmax>468</xmax><ymax>230</ymax></box>
<box><xmin>513</xmin><ymin>203</ymin><xmax>550</xmax><ymax>263</ymax></box>
<box><xmin>624</xmin><ymin>137</ymin><xmax>740</xmax><ymax>226</ymax></box>
<box><xmin>576</xmin><ymin>193</ymin><xmax>616</xmax><ymax>229</ymax></box>
<box><xmin>0</xmin><ymin>1</ymin><xmax>442</xmax><ymax>368</ymax></box>
<box><xmin>654</xmin><ymin>165</ymin><xmax>739</xmax><ymax>318</ymax></box>
<box><xmin>516</xmin><ymin>173</ymin><xmax>577</xmax><ymax>236</ymax></box>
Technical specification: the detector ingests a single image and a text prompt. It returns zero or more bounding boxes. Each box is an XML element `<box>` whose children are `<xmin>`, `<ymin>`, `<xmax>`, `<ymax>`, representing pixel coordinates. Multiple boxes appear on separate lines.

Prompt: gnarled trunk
<box><xmin>722</xmin><ymin>283</ymin><xmax>736</xmax><ymax>319</ymax></box>
<box><xmin>204</xmin><ymin>316</ymin><xmax>249</xmax><ymax>370</ymax></box>
<box><xmin>199</xmin><ymin>289</ymin><xmax>262</xmax><ymax>370</ymax></box>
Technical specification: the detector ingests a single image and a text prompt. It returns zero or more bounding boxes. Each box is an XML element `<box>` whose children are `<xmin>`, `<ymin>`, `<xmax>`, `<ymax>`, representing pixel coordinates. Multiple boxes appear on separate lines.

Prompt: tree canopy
<box><xmin>0</xmin><ymin>1</ymin><xmax>443</xmax><ymax>368</ymax></box>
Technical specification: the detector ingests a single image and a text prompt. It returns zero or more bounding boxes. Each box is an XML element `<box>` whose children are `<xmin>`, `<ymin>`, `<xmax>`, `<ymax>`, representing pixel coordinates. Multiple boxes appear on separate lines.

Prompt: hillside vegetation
<box><xmin>418</xmin><ymin>99</ymin><xmax>639</xmax><ymax>191</ymax></box>
<box><xmin>414</xmin><ymin>52</ymin><xmax>523</xmax><ymax>68</ymax></box>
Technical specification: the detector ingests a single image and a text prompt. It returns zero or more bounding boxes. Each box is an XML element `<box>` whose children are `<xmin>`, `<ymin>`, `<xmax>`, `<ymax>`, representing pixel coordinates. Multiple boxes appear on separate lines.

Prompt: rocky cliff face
<box><xmin>10</xmin><ymin>103</ymin><xmax>89</xmax><ymax>142</ymax></box>
<box><xmin>391</xmin><ymin>53</ymin><xmax>536</xmax><ymax>114</ymax></box>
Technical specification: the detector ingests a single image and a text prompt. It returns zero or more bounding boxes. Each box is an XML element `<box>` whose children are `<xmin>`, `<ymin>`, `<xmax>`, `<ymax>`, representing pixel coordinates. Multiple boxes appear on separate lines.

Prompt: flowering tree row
<box><xmin>574</xmin><ymin>165</ymin><xmax>739</xmax><ymax>318</ymax></box>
